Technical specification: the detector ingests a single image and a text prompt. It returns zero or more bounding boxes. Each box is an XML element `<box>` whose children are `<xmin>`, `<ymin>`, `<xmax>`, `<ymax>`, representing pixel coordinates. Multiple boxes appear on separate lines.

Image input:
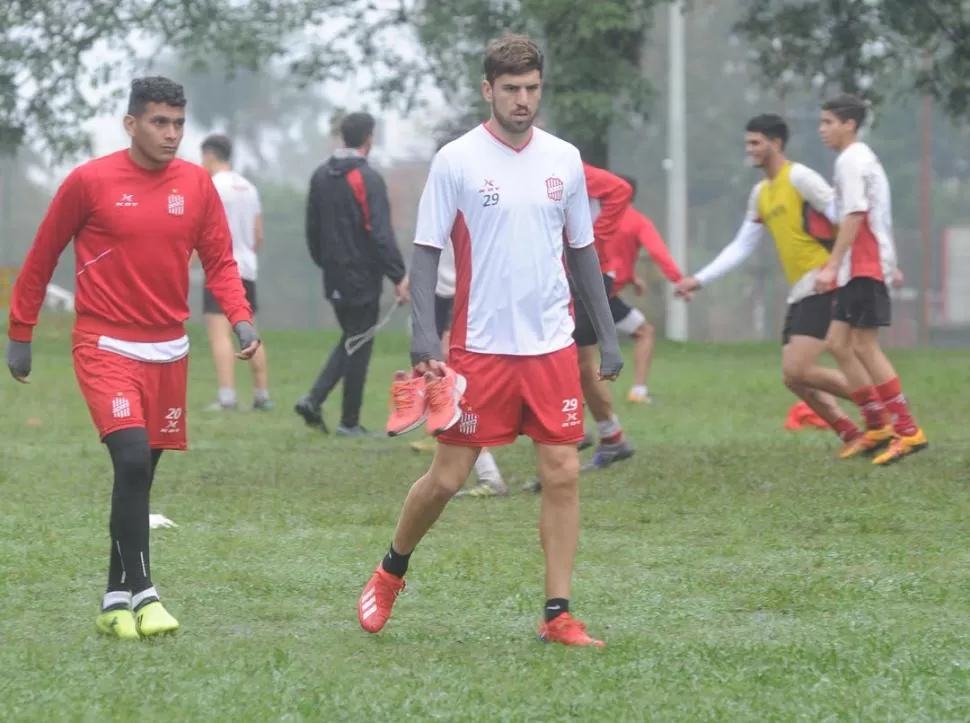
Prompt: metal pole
<box><xmin>919</xmin><ymin>90</ymin><xmax>932</xmax><ymax>345</ymax></box>
<box><xmin>665</xmin><ymin>0</ymin><xmax>688</xmax><ymax>341</ymax></box>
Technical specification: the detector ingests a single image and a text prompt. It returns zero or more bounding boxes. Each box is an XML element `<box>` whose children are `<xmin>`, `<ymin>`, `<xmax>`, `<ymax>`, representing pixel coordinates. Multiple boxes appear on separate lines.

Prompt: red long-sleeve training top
<box><xmin>8</xmin><ymin>150</ymin><xmax>251</xmax><ymax>343</ymax></box>
<box><xmin>582</xmin><ymin>162</ymin><xmax>633</xmax><ymax>275</ymax></box>
<box><xmin>611</xmin><ymin>207</ymin><xmax>683</xmax><ymax>293</ymax></box>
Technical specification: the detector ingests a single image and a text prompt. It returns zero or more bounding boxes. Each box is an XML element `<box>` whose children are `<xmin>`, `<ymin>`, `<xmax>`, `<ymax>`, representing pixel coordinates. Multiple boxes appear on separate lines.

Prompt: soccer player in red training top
<box><xmin>567</xmin><ymin>162</ymin><xmax>635</xmax><ymax>473</ymax></box>
<box><xmin>610</xmin><ymin>174</ymin><xmax>683</xmax><ymax>404</ymax></box>
<box><xmin>4</xmin><ymin>77</ymin><xmax>260</xmax><ymax>639</ymax></box>
<box><xmin>816</xmin><ymin>93</ymin><xmax>927</xmax><ymax>465</ymax></box>
<box><xmin>361</xmin><ymin>34</ymin><xmax>623</xmax><ymax>646</ymax></box>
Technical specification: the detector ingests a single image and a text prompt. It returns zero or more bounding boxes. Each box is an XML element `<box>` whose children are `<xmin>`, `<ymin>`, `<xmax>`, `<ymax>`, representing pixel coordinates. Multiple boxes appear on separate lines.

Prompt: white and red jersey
<box><xmin>833</xmin><ymin>141</ymin><xmax>897</xmax><ymax>285</ymax></box>
<box><xmin>413</xmin><ymin>124</ymin><xmax>594</xmax><ymax>356</ymax></box>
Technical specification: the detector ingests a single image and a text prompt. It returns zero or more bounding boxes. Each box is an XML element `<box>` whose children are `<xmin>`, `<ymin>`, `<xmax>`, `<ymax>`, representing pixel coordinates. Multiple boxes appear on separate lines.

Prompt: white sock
<box><xmin>102</xmin><ymin>590</ymin><xmax>132</xmax><ymax>612</ymax></box>
<box><xmin>595</xmin><ymin>415</ymin><xmax>622</xmax><ymax>440</ymax></box>
<box><xmin>632</xmin><ymin>384</ymin><xmax>648</xmax><ymax>396</ymax></box>
<box><xmin>474</xmin><ymin>449</ymin><xmax>503</xmax><ymax>484</ymax></box>
<box><xmin>132</xmin><ymin>586</ymin><xmax>159</xmax><ymax>610</ymax></box>
<box><xmin>253</xmin><ymin>388</ymin><xmax>270</xmax><ymax>403</ymax></box>
<box><xmin>218</xmin><ymin>387</ymin><xmax>237</xmax><ymax>406</ymax></box>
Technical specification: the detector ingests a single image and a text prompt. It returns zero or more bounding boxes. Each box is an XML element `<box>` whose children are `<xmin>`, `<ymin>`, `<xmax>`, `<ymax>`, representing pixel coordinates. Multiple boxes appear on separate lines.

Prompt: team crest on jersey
<box><xmin>545</xmin><ymin>176</ymin><xmax>564</xmax><ymax>201</ymax></box>
<box><xmin>167</xmin><ymin>191</ymin><xmax>185</xmax><ymax>216</ymax></box>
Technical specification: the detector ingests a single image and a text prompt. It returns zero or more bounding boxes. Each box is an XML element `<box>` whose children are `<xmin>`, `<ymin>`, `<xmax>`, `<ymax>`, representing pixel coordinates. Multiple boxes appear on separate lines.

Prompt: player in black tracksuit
<box><xmin>295</xmin><ymin>112</ymin><xmax>409</xmax><ymax>435</ymax></box>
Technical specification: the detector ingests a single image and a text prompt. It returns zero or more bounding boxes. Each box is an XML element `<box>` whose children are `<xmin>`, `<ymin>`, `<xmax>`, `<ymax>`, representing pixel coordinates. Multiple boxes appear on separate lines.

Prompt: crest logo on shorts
<box><xmin>545</xmin><ymin>176</ymin><xmax>564</xmax><ymax>202</ymax></box>
<box><xmin>112</xmin><ymin>396</ymin><xmax>131</xmax><ymax>419</ymax></box>
<box><xmin>458</xmin><ymin>411</ymin><xmax>478</xmax><ymax>436</ymax></box>
<box><xmin>167</xmin><ymin>191</ymin><xmax>185</xmax><ymax>216</ymax></box>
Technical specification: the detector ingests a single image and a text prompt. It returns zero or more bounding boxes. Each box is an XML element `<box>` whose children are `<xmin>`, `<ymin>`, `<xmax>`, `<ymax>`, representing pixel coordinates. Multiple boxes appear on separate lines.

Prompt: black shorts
<box><xmin>203</xmin><ymin>279</ymin><xmax>257</xmax><ymax>316</ymax></box>
<box><xmin>435</xmin><ymin>294</ymin><xmax>454</xmax><ymax>339</ymax></box>
<box><xmin>572</xmin><ymin>275</ymin><xmax>638</xmax><ymax>347</ymax></box>
<box><xmin>782</xmin><ymin>291</ymin><xmax>835</xmax><ymax>346</ymax></box>
<box><xmin>832</xmin><ymin>277</ymin><xmax>891</xmax><ymax>329</ymax></box>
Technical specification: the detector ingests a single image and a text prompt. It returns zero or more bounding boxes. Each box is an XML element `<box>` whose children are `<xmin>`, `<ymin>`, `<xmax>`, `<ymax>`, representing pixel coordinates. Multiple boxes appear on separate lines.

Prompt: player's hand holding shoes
<box><xmin>233</xmin><ymin>321</ymin><xmax>261</xmax><ymax>360</ymax></box>
<box><xmin>386</xmin><ymin>361</ymin><xmax>467</xmax><ymax>438</ymax></box>
<box><xmin>6</xmin><ymin>339</ymin><xmax>31</xmax><ymax>383</ymax></box>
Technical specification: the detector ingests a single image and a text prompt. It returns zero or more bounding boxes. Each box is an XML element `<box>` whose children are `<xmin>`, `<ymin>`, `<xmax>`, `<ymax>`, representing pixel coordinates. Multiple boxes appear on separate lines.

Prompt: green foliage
<box><xmin>736</xmin><ymin>0</ymin><xmax>970</xmax><ymax>122</ymax></box>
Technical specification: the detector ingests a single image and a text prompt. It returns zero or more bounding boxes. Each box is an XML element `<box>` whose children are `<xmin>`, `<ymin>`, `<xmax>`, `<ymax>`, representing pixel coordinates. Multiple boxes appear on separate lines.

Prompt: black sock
<box><xmin>381</xmin><ymin>545</ymin><xmax>411</xmax><ymax>578</ymax></box>
<box><xmin>545</xmin><ymin>598</ymin><xmax>569</xmax><ymax>622</ymax></box>
<box><xmin>104</xmin><ymin>428</ymin><xmax>154</xmax><ymax>594</ymax></box>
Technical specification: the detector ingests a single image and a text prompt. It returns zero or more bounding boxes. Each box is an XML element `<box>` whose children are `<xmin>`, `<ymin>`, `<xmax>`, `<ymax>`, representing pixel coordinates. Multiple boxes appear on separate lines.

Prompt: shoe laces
<box><xmin>391</xmin><ymin>378</ymin><xmax>420</xmax><ymax>411</ymax></box>
<box><xmin>376</xmin><ymin>569</ymin><xmax>406</xmax><ymax>598</ymax></box>
<box><xmin>426</xmin><ymin>376</ymin><xmax>451</xmax><ymax>410</ymax></box>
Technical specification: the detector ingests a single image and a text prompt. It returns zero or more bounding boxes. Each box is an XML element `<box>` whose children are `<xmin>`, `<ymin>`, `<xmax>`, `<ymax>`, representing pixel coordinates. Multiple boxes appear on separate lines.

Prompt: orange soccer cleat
<box><xmin>537</xmin><ymin>613</ymin><xmax>605</xmax><ymax>647</ymax></box>
<box><xmin>386</xmin><ymin>371</ymin><xmax>428</xmax><ymax>437</ymax></box>
<box><xmin>425</xmin><ymin>367</ymin><xmax>467</xmax><ymax>436</ymax></box>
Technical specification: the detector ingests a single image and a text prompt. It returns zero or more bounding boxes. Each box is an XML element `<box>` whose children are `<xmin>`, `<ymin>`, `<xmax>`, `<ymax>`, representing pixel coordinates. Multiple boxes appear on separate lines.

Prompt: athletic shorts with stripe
<box><xmin>437</xmin><ymin>344</ymin><xmax>585</xmax><ymax>447</ymax></box>
<box><xmin>72</xmin><ymin>331</ymin><xmax>189</xmax><ymax>450</ymax></box>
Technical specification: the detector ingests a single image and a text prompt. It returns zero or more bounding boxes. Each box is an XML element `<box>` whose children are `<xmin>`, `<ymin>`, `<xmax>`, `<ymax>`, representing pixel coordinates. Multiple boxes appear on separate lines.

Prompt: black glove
<box><xmin>6</xmin><ymin>339</ymin><xmax>32</xmax><ymax>381</ymax></box>
<box><xmin>233</xmin><ymin>321</ymin><xmax>260</xmax><ymax>352</ymax></box>
<box><xmin>599</xmin><ymin>346</ymin><xmax>624</xmax><ymax>380</ymax></box>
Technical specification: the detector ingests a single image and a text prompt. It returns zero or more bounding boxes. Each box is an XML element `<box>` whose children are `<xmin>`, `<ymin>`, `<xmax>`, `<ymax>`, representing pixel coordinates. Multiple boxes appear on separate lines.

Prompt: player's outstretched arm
<box><xmin>6</xmin><ymin>168</ymin><xmax>89</xmax><ymax>381</ymax></box>
<box><xmin>567</xmin><ymin>244</ymin><xmax>623</xmax><ymax>380</ymax></box>
<box><xmin>681</xmin><ymin>220</ymin><xmax>763</xmax><ymax>295</ymax></box>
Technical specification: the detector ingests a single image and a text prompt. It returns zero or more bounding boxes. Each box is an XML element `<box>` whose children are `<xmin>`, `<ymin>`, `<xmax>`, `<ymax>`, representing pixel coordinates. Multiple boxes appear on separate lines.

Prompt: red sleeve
<box><xmin>196</xmin><ymin>175</ymin><xmax>252</xmax><ymax>326</ymax></box>
<box><xmin>637</xmin><ymin>215</ymin><xmax>683</xmax><ymax>283</ymax></box>
<box><xmin>583</xmin><ymin>163</ymin><xmax>633</xmax><ymax>267</ymax></box>
<box><xmin>8</xmin><ymin>169</ymin><xmax>89</xmax><ymax>342</ymax></box>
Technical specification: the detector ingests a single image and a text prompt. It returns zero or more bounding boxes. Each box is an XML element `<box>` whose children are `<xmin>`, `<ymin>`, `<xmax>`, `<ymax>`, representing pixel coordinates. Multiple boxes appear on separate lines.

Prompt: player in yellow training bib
<box><xmin>676</xmin><ymin>114</ymin><xmax>866</xmax><ymax>451</ymax></box>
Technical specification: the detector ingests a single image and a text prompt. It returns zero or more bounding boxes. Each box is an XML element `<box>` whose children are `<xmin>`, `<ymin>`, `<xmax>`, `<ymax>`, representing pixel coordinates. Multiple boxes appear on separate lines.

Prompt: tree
<box><xmin>0</xmin><ymin>0</ymin><xmax>354</xmax><ymax>161</ymax></box>
<box><xmin>735</xmin><ymin>0</ymin><xmax>970</xmax><ymax>121</ymax></box>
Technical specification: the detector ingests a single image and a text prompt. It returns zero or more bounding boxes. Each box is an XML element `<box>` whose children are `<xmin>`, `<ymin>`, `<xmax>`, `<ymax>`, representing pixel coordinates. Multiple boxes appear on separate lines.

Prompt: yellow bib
<box><xmin>757</xmin><ymin>162</ymin><xmax>833</xmax><ymax>285</ymax></box>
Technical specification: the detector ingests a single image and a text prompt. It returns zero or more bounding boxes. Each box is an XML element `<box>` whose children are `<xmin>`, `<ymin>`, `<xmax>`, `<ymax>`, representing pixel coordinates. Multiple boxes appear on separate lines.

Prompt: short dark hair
<box><xmin>201</xmin><ymin>134</ymin><xmax>233</xmax><ymax>162</ymax></box>
<box><xmin>821</xmin><ymin>93</ymin><xmax>868</xmax><ymax>131</ymax></box>
<box><xmin>340</xmin><ymin>112</ymin><xmax>376</xmax><ymax>149</ymax></box>
<box><xmin>127</xmin><ymin>76</ymin><xmax>186</xmax><ymax>116</ymax></box>
<box><xmin>618</xmin><ymin>174</ymin><xmax>638</xmax><ymax>200</ymax></box>
<box><xmin>484</xmin><ymin>33</ymin><xmax>544</xmax><ymax>84</ymax></box>
<box><xmin>745</xmin><ymin>113</ymin><xmax>789</xmax><ymax>148</ymax></box>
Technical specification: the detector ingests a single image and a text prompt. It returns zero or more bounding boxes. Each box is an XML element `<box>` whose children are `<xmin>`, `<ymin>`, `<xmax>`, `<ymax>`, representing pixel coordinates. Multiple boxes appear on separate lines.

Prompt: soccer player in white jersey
<box><xmin>361</xmin><ymin>34</ymin><xmax>623</xmax><ymax>646</ymax></box>
<box><xmin>200</xmin><ymin>134</ymin><xmax>271</xmax><ymax>411</ymax></box>
<box><xmin>816</xmin><ymin>94</ymin><xmax>927</xmax><ymax>465</ymax></box>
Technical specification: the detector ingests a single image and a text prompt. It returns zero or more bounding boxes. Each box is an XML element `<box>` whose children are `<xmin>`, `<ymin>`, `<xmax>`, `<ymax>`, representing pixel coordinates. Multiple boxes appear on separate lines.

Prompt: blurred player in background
<box><xmin>525</xmin><ymin>161</ymin><xmax>632</xmax><ymax>497</ymax></box>
<box><xmin>4</xmin><ymin>77</ymin><xmax>259</xmax><ymax>640</ymax></box>
<box><xmin>363</xmin><ymin>34</ymin><xmax>622</xmax><ymax>646</ymax></box>
<box><xmin>817</xmin><ymin>94</ymin><xmax>927</xmax><ymax>465</ymax></box>
<box><xmin>297</xmin><ymin>112</ymin><xmax>409</xmax><ymax>436</ymax></box>
<box><xmin>610</xmin><ymin>174</ymin><xmax>683</xmax><ymax>403</ymax></box>
<box><xmin>199</xmin><ymin>134</ymin><xmax>271</xmax><ymax>411</ymax></box>
<box><xmin>676</xmin><ymin>113</ymin><xmax>868</xmax><ymax>450</ymax></box>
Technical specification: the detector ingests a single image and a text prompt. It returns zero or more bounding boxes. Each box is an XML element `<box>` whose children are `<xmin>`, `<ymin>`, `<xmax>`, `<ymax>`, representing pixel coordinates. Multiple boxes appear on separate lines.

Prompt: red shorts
<box><xmin>438</xmin><ymin>344</ymin><xmax>585</xmax><ymax>447</ymax></box>
<box><xmin>72</xmin><ymin>331</ymin><xmax>189</xmax><ymax>450</ymax></box>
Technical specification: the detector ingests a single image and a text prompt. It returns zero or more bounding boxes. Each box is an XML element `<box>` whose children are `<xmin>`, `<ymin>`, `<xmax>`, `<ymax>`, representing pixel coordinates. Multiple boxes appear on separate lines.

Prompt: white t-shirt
<box><xmin>832</xmin><ymin>142</ymin><xmax>897</xmax><ymax>285</ymax></box>
<box><xmin>414</xmin><ymin>124</ymin><xmax>594</xmax><ymax>356</ymax></box>
<box><xmin>211</xmin><ymin>170</ymin><xmax>262</xmax><ymax>281</ymax></box>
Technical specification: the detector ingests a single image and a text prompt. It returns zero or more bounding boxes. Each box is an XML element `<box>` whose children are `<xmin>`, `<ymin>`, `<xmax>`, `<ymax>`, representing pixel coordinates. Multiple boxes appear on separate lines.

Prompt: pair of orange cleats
<box><xmin>385</xmin><ymin>366</ymin><xmax>467</xmax><ymax>438</ymax></box>
<box><xmin>358</xmin><ymin>566</ymin><xmax>604</xmax><ymax>646</ymax></box>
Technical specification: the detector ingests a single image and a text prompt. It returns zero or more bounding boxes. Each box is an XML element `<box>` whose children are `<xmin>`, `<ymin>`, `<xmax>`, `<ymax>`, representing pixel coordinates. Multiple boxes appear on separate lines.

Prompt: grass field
<box><xmin>2</xmin><ymin>313</ymin><xmax>970</xmax><ymax>721</ymax></box>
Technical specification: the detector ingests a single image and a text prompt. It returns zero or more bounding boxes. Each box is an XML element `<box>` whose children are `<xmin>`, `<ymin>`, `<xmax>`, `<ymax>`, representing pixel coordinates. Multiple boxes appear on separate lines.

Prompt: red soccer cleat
<box><xmin>537</xmin><ymin>613</ymin><xmax>605</xmax><ymax>647</ymax></box>
<box><xmin>425</xmin><ymin>367</ymin><xmax>467</xmax><ymax>436</ymax></box>
<box><xmin>358</xmin><ymin>566</ymin><xmax>406</xmax><ymax>634</ymax></box>
<box><xmin>386</xmin><ymin>371</ymin><xmax>428</xmax><ymax>436</ymax></box>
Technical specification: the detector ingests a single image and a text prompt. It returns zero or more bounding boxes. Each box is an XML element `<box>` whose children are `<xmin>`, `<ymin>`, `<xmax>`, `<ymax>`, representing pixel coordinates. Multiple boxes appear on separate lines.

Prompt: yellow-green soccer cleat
<box><xmin>96</xmin><ymin>608</ymin><xmax>140</xmax><ymax>641</ymax></box>
<box><xmin>135</xmin><ymin>601</ymin><xmax>180</xmax><ymax>638</ymax></box>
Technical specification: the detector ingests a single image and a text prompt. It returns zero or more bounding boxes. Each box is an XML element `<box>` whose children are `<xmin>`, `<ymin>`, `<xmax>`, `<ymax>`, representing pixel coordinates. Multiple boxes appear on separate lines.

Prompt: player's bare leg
<box><xmin>782</xmin><ymin>336</ymin><xmax>861</xmax><ymax>443</ymax></box>
<box><xmin>204</xmin><ymin>312</ymin><xmax>237</xmax><ymax>410</ymax></box>
<box><xmin>534</xmin><ymin>441</ymin><xmax>603</xmax><ymax>646</ymax></box>
<box><xmin>578</xmin><ymin>346</ymin><xmax>633</xmax><ymax>471</ymax></box>
<box><xmin>359</xmin><ymin>443</ymin><xmax>479</xmax><ymax>633</ymax></box>
<box><xmin>826</xmin><ymin>320</ymin><xmax>895</xmax><ymax>457</ymax></box>
<box><xmin>627</xmin><ymin>321</ymin><xmax>656</xmax><ymax>403</ymax></box>
<box><xmin>850</xmin><ymin>328</ymin><xmax>927</xmax><ymax>464</ymax></box>
<box><xmin>249</xmin><ymin>344</ymin><xmax>272</xmax><ymax>409</ymax></box>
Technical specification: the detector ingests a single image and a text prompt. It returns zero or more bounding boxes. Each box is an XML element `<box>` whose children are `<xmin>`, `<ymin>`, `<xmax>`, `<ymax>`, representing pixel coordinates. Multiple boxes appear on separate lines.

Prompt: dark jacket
<box><xmin>305</xmin><ymin>150</ymin><xmax>406</xmax><ymax>307</ymax></box>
